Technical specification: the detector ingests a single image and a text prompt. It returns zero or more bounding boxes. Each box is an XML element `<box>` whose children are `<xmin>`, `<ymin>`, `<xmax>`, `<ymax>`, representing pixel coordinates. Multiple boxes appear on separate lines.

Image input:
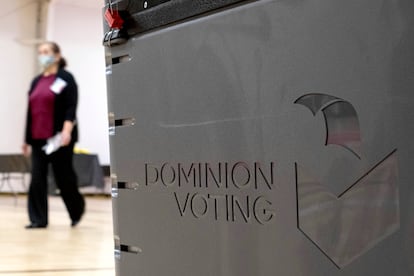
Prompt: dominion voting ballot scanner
<box><xmin>103</xmin><ymin>0</ymin><xmax>414</xmax><ymax>275</ymax></box>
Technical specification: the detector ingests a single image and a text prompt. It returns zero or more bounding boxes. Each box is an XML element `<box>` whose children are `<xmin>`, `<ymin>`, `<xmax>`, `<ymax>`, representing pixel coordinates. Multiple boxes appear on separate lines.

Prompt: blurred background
<box><xmin>1</xmin><ymin>0</ymin><xmax>109</xmax><ymax>166</ymax></box>
<box><xmin>0</xmin><ymin>1</ymin><xmax>115</xmax><ymax>275</ymax></box>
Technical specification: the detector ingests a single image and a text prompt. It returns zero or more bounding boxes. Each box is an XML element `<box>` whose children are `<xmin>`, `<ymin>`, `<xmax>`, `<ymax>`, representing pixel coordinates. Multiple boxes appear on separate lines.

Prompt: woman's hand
<box><xmin>22</xmin><ymin>143</ymin><xmax>31</xmax><ymax>157</ymax></box>
<box><xmin>61</xmin><ymin>131</ymin><xmax>72</xmax><ymax>146</ymax></box>
<box><xmin>61</xmin><ymin>120</ymin><xmax>74</xmax><ymax>146</ymax></box>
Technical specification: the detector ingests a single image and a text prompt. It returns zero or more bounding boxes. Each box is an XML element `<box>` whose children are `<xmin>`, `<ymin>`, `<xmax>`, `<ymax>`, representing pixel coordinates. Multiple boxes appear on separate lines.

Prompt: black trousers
<box><xmin>28</xmin><ymin>141</ymin><xmax>85</xmax><ymax>226</ymax></box>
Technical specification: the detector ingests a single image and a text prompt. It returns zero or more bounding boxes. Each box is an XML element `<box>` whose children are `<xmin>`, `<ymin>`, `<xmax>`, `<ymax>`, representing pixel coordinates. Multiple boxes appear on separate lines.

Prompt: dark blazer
<box><xmin>25</xmin><ymin>69</ymin><xmax>79</xmax><ymax>145</ymax></box>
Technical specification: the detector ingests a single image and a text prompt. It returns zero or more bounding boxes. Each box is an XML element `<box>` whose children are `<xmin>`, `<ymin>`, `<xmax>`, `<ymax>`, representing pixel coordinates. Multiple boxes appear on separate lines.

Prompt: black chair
<box><xmin>0</xmin><ymin>154</ymin><xmax>31</xmax><ymax>203</ymax></box>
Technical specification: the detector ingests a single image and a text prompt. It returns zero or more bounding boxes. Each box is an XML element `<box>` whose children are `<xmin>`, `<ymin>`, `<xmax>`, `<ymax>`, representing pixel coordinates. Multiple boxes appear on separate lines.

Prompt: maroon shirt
<box><xmin>29</xmin><ymin>74</ymin><xmax>56</xmax><ymax>139</ymax></box>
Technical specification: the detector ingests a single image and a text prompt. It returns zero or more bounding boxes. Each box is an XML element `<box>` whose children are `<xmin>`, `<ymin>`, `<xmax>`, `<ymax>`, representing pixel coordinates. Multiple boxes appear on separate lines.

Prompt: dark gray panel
<box><xmin>105</xmin><ymin>0</ymin><xmax>414</xmax><ymax>275</ymax></box>
<box><xmin>103</xmin><ymin>0</ymin><xmax>253</xmax><ymax>36</ymax></box>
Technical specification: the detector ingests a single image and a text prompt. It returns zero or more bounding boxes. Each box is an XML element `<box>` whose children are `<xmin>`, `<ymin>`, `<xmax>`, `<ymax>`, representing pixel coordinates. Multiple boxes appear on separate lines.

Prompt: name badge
<box><xmin>50</xmin><ymin>78</ymin><xmax>67</xmax><ymax>94</ymax></box>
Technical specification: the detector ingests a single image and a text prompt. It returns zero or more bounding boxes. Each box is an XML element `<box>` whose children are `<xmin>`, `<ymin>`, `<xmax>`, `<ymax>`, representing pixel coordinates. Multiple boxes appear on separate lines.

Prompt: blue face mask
<box><xmin>38</xmin><ymin>54</ymin><xmax>55</xmax><ymax>68</ymax></box>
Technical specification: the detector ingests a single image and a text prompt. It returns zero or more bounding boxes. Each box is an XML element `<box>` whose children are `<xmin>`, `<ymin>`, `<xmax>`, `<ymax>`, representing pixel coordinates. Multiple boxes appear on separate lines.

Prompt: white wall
<box><xmin>0</xmin><ymin>1</ymin><xmax>38</xmax><ymax>154</ymax></box>
<box><xmin>47</xmin><ymin>1</ymin><xmax>110</xmax><ymax>164</ymax></box>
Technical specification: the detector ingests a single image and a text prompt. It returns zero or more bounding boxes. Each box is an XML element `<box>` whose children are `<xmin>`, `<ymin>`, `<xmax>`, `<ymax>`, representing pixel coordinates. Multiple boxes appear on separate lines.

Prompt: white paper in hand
<box><xmin>42</xmin><ymin>133</ymin><xmax>62</xmax><ymax>155</ymax></box>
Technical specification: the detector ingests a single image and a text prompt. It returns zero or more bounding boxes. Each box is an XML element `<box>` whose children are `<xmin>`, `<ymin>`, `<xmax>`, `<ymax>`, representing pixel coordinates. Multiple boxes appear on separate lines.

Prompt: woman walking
<box><xmin>23</xmin><ymin>41</ymin><xmax>85</xmax><ymax>229</ymax></box>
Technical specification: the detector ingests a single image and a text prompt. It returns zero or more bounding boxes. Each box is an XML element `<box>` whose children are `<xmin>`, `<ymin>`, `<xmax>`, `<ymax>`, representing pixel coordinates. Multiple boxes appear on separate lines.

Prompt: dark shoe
<box><xmin>71</xmin><ymin>206</ymin><xmax>85</xmax><ymax>227</ymax></box>
<box><xmin>25</xmin><ymin>223</ymin><xmax>47</xmax><ymax>229</ymax></box>
<box><xmin>71</xmin><ymin>219</ymin><xmax>80</xmax><ymax>227</ymax></box>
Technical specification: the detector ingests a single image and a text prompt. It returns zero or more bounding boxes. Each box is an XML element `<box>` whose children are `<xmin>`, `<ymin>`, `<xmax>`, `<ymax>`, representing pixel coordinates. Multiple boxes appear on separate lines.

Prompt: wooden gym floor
<box><xmin>0</xmin><ymin>194</ymin><xmax>115</xmax><ymax>275</ymax></box>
